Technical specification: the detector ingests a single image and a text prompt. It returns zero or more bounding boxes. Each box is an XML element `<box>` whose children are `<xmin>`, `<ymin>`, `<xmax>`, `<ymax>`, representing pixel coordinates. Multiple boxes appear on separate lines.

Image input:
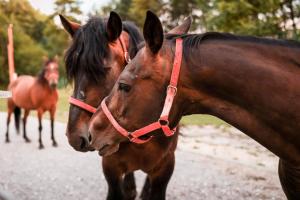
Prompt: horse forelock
<box><xmin>65</xmin><ymin>17</ymin><xmax>143</xmax><ymax>85</ymax></box>
<box><xmin>65</xmin><ymin>17</ymin><xmax>109</xmax><ymax>83</ymax></box>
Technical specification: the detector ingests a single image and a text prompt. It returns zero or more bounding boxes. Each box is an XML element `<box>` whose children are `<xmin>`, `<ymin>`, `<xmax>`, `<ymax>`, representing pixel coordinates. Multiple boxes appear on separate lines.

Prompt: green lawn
<box><xmin>0</xmin><ymin>87</ymin><xmax>228</xmax><ymax>126</ymax></box>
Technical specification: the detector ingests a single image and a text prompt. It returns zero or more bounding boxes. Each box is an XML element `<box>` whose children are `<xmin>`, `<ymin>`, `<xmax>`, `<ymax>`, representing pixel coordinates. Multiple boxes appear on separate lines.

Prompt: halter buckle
<box><xmin>124</xmin><ymin>52</ymin><xmax>131</xmax><ymax>63</ymax></box>
<box><xmin>127</xmin><ymin>133</ymin><xmax>132</xmax><ymax>138</ymax></box>
<box><xmin>167</xmin><ymin>85</ymin><xmax>177</xmax><ymax>96</ymax></box>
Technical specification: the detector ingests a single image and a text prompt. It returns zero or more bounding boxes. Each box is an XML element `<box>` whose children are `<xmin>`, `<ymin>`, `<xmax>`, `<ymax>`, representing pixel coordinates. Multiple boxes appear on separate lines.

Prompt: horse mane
<box><xmin>164</xmin><ymin>32</ymin><xmax>300</xmax><ymax>65</ymax></box>
<box><xmin>37</xmin><ymin>58</ymin><xmax>56</xmax><ymax>84</ymax></box>
<box><xmin>65</xmin><ymin>17</ymin><xmax>143</xmax><ymax>83</ymax></box>
<box><xmin>165</xmin><ymin>32</ymin><xmax>300</xmax><ymax>50</ymax></box>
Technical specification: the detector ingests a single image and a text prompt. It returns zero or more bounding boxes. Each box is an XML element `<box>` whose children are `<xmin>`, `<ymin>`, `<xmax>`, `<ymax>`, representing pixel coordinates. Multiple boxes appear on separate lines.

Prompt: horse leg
<box><xmin>50</xmin><ymin>108</ymin><xmax>57</xmax><ymax>147</ymax></box>
<box><xmin>6</xmin><ymin>99</ymin><xmax>16</xmax><ymax>142</ymax></box>
<box><xmin>122</xmin><ymin>172</ymin><xmax>137</xmax><ymax>200</ymax></box>
<box><xmin>278</xmin><ymin>159</ymin><xmax>300</xmax><ymax>199</ymax></box>
<box><xmin>146</xmin><ymin>152</ymin><xmax>175</xmax><ymax>200</ymax></box>
<box><xmin>23</xmin><ymin>109</ymin><xmax>31</xmax><ymax>143</ymax></box>
<box><xmin>140</xmin><ymin>176</ymin><xmax>151</xmax><ymax>200</ymax></box>
<box><xmin>102</xmin><ymin>158</ymin><xmax>124</xmax><ymax>200</ymax></box>
<box><xmin>38</xmin><ymin>110</ymin><xmax>44</xmax><ymax>149</ymax></box>
<box><xmin>5</xmin><ymin>110</ymin><xmax>12</xmax><ymax>143</ymax></box>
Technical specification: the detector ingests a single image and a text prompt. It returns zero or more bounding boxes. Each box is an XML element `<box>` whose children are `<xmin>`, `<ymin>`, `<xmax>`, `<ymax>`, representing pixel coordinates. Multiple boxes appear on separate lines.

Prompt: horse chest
<box><xmin>114</xmin><ymin>137</ymin><xmax>176</xmax><ymax>173</ymax></box>
<box><xmin>32</xmin><ymin>90</ymin><xmax>58</xmax><ymax>110</ymax></box>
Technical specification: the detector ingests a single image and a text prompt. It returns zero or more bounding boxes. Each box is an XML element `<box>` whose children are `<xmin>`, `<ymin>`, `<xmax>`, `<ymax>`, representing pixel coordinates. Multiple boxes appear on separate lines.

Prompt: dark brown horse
<box><xmin>88</xmin><ymin>11</ymin><xmax>300</xmax><ymax>199</ymax></box>
<box><xmin>6</xmin><ymin>57</ymin><xmax>59</xmax><ymax>149</ymax></box>
<box><xmin>60</xmin><ymin>12</ymin><xmax>191</xmax><ymax>200</ymax></box>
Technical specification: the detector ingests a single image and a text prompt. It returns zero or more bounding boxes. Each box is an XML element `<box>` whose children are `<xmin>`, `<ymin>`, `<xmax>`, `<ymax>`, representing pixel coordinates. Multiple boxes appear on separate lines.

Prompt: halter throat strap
<box><xmin>68</xmin><ymin>34</ymin><xmax>131</xmax><ymax>114</ymax></box>
<box><xmin>101</xmin><ymin>38</ymin><xmax>183</xmax><ymax>144</ymax></box>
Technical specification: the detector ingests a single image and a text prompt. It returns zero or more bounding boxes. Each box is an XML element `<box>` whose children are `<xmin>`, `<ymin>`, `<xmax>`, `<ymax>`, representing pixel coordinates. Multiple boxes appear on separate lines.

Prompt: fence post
<box><xmin>7</xmin><ymin>24</ymin><xmax>16</xmax><ymax>83</ymax></box>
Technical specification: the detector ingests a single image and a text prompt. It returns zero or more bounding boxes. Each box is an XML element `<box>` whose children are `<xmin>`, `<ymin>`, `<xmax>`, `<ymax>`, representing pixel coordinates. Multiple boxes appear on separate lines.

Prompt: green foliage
<box><xmin>99</xmin><ymin>0</ymin><xmax>300</xmax><ymax>39</ymax></box>
<box><xmin>99</xmin><ymin>0</ymin><xmax>163</xmax><ymax>28</ymax></box>
<box><xmin>52</xmin><ymin>0</ymin><xmax>82</xmax><ymax>22</ymax></box>
<box><xmin>129</xmin><ymin>0</ymin><xmax>163</xmax><ymax>27</ymax></box>
<box><xmin>13</xmin><ymin>24</ymin><xmax>47</xmax><ymax>76</ymax></box>
<box><xmin>0</xmin><ymin>0</ymin><xmax>75</xmax><ymax>89</ymax></box>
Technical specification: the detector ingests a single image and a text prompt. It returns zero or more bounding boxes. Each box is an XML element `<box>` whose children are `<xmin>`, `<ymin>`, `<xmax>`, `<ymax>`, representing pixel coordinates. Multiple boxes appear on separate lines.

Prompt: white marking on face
<box><xmin>49</xmin><ymin>63</ymin><xmax>55</xmax><ymax>70</ymax></box>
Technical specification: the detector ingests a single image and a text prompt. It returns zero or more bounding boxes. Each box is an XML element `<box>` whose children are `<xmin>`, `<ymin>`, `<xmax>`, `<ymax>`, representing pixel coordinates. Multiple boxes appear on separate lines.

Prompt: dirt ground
<box><xmin>0</xmin><ymin>112</ymin><xmax>285</xmax><ymax>200</ymax></box>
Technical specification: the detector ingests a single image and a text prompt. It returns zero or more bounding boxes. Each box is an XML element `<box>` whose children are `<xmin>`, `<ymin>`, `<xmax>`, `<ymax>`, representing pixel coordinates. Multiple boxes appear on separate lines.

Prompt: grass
<box><xmin>0</xmin><ymin>87</ymin><xmax>228</xmax><ymax>126</ymax></box>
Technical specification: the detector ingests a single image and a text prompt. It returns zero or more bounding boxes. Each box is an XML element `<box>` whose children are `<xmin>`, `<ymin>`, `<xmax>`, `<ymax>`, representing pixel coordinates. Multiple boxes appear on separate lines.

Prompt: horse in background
<box><xmin>6</xmin><ymin>57</ymin><xmax>59</xmax><ymax>149</ymax></box>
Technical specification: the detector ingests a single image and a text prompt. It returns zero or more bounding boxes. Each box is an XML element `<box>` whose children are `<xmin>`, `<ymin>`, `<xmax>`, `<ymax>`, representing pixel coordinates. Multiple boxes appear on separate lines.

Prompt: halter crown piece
<box><xmin>101</xmin><ymin>38</ymin><xmax>183</xmax><ymax>144</ymax></box>
<box><xmin>68</xmin><ymin>35</ymin><xmax>131</xmax><ymax>114</ymax></box>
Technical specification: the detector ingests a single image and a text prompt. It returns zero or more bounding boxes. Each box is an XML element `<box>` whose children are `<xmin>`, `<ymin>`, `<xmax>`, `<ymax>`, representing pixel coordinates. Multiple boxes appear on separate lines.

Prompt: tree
<box><xmin>52</xmin><ymin>0</ymin><xmax>82</xmax><ymax>22</ymax></box>
<box><xmin>0</xmin><ymin>0</ymin><xmax>71</xmax><ymax>88</ymax></box>
<box><xmin>200</xmin><ymin>0</ymin><xmax>300</xmax><ymax>39</ymax></box>
<box><xmin>99</xmin><ymin>0</ymin><xmax>163</xmax><ymax>28</ymax></box>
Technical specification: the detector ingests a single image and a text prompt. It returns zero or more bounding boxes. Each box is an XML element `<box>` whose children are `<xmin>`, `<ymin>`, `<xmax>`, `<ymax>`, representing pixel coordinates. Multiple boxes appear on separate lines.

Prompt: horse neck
<box><xmin>36</xmin><ymin>75</ymin><xmax>56</xmax><ymax>94</ymax></box>
<box><xmin>179</xmin><ymin>39</ymin><xmax>300</xmax><ymax>164</ymax></box>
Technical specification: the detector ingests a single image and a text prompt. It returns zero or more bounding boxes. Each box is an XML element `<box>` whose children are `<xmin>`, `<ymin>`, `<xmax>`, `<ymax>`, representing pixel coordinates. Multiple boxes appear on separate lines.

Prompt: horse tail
<box><xmin>14</xmin><ymin>106</ymin><xmax>21</xmax><ymax>133</ymax></box>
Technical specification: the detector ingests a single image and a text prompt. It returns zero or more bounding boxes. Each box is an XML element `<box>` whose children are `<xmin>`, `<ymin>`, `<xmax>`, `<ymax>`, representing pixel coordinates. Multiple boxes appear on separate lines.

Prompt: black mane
<box><xmin>65</xmin><ymin>17</ymin><xmax>143</xmax><ymax>82</ymax></box>
<box><xmin>166</xmin><ymin>32</ymin><xmax>300</xmax><ymax>49</ymax></box>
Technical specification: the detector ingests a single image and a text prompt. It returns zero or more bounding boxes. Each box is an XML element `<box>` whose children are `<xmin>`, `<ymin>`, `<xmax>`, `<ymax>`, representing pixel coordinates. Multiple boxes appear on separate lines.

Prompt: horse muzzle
<box><xmin>66</xmin><ymin>131</ymin><xmax>94</xmax><ymax>152</ymax></box>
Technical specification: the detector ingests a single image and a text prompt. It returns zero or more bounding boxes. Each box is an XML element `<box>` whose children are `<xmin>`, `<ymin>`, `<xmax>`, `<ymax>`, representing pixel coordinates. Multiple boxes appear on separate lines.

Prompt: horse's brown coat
<box><xmin>88</xmin><ymin>11</ymin><xmax>300</xmax><ymax>199</ymax></box>
<box><xmin>6</xmin><ymin>59</ymin><xmax>59</xmax><ymax>149</ymax></box>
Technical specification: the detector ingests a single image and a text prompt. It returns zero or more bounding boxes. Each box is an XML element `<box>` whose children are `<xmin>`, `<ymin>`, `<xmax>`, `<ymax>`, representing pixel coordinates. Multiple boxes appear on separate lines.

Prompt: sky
<box><xmin>28</xmin><ymin>0</ymin><xmax>111</xmax><ymax>22</ymax></box>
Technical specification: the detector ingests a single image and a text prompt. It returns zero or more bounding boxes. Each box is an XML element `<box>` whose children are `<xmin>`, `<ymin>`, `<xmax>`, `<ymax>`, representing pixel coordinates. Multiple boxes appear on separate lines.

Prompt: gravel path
<box><xmin>0</xmin><ymin>112</ymin><xmax>285</xmax><ymax>200</ymax></box>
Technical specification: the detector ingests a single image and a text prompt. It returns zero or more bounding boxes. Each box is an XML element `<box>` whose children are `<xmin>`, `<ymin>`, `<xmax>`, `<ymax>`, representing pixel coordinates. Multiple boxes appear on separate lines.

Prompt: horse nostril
<box><xmin>80</xmin><ymin>136</ymin><xmax>89</xmax><ymax>150</ymax></box>
<box><xmin>88</xmin><ymin>134</ymin><xmax>92</xmax><ymax>143</ymax></box>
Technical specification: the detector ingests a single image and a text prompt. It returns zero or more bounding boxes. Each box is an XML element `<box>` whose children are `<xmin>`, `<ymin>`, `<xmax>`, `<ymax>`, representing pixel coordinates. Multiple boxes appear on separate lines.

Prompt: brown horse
<box><xmin>6</xmin><ymin>57</ymin><xmax>59</xmax><ymax>149</ymax></box>
<box><xmin>88</xmin><ymin>11</ymin><xmax>300</xmax><ymax>199</ymax></box>
<box><xmin>60</xmin><ymin>12</ymin><xmax>191</xmax><ymax>200</ymax></box>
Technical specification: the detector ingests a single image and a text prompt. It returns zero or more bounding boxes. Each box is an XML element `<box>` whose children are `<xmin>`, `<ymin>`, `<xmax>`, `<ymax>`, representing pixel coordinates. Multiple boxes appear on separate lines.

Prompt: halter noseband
<box><xmin>68</xmin><ymin>35</ymin><xmax>131</xmax><ymax>114</ymax></box>
<box><xmin>101</xmin><ymin>38</ymin><xmax>183</xmax><ymax>144</ymax></box>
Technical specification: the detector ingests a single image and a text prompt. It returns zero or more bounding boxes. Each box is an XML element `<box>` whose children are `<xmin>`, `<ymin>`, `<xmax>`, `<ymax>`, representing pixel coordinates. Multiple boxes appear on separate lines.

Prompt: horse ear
<box><xmin>59</xmin><ymin>14</ymin><xmax>80</xmax><ymax>37</ymax></box>
<box><xmin>168</xmin><ymin>16</ymin><xmax>192</xmax><ymax>34</ymax></box>
<box><xmin>106</xmin><ymin>11</ymin><xmax>122</xmax><ymax>42</ymax></box>
<box><xmin>42</xmin><ymin>55</ymin><xmax>49</xmax><ymax>64</ymax></box>
<box><xmin>53</xmin><ymin>55</ymin><xmax>59</xmax><ymax>63</ymax></box>
<box><xmin>143</xmin><ymin>11</ymin><xmax>163</xmax><ymax>54</ymax></box>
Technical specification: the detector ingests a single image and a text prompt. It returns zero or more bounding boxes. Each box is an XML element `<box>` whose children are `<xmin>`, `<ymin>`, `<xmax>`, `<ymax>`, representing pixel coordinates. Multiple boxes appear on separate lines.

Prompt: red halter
<box><xmin>68</xmin><ymin>35</ymin><xmax>130</xmax><ymax>114</ymax></box>
<box><xmin>100</xmin><ymin>38</ymin><xmax>183</xmax><ymax>144</ymax></box>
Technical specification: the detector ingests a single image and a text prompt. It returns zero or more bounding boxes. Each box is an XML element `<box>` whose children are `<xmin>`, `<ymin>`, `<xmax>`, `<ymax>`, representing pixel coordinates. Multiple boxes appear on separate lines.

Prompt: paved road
<box><xmin>0</xmin><ymin>112</ymin><xmax>285</xmax><ymax>200</ymax></box>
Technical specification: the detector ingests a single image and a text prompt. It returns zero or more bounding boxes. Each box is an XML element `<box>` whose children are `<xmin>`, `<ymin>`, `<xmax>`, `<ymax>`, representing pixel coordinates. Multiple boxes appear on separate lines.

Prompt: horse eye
<box><xmin>118</xmin><ymin>82</ymin><xmax>131</xmax><ymax>92</ymax></box>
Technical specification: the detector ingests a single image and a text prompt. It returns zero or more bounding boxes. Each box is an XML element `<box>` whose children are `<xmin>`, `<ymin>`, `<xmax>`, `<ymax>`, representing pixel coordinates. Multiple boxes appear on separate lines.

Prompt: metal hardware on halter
<box><xmin>167</xmin><ymin>85</ymin><xmax>177</xmax><ymax>96</ymax></box>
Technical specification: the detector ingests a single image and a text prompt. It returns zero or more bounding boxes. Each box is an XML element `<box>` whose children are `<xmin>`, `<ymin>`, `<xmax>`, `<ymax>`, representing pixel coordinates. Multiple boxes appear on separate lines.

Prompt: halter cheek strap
<box><xmin>100</xmin><ymin>38</ymin><xmax>183</xmax><ymax>144</ymax></box>
<box><xmin>69</xmin><ymin>97</ymin><xmax>97</xmax><ymax>113</ymax></box>
<box><xmin>68</xmin><ymin>35</ymin><xmax>131</xmax><ymax>114</ymax></box>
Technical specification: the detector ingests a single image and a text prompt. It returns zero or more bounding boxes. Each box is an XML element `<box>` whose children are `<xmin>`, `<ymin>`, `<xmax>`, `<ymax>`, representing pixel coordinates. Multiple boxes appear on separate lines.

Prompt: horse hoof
<box><xmin>25</xmin><ymin>138</ymin><xmax>31</xmax><ymax>143</ymax></box>
<box><xmin>52</xmin><ymin>142</ymin><xmax>58</xmax><ymax>147</ymax></box>
<box><xmin>5</xmin><ymin>139</ymin><xmax>10</xmax><ymax>143</ymax></box>
<box><xmin>39</xmin><ymin>144</ymin><xmax>44</xmax><ymax>149</ymax></box>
